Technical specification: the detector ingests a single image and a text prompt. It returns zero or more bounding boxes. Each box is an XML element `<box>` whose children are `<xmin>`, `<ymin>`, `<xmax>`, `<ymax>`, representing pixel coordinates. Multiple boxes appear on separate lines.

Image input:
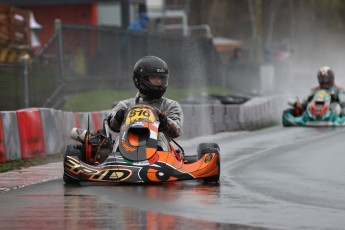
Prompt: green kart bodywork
<box><xmin>282</xmin><ymin>90</ymin><xmax>345</xmax><ymax>127</ymax></box>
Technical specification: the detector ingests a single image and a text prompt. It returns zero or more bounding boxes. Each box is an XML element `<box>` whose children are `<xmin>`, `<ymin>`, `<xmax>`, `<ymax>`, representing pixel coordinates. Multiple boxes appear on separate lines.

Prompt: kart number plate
<box><xmin>127</xmin><ymin>108</ymin><xmax>155</xmax><ymax>123</ymax></box>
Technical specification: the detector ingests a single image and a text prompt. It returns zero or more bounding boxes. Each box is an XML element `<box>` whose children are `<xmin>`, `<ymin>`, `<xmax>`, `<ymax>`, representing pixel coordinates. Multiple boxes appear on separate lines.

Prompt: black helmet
<box><xmin>133</xmin><ymin>56</ymin><xmax>169</xmax><ymax>99</ymax></box>
<box><xmin>317</xmin><ymin>66</ymin><xmax>334</xmax><ymax>89</ymax></box>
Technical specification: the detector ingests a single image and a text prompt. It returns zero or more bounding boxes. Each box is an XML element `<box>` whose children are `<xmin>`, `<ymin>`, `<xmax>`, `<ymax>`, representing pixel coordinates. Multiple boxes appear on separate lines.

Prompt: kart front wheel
<box><xmin>197</xmin><ymin>143</ymin><xmax>220</xmax><ymax>160</ymax></box>
<box><xmin>64</xmin><ymin>145</ymin><xmax>82</xmax><ymax>184</ymax></box>
<box><xmin>203</xmin><ymin>154</ymin><xmax>220</xmax><ymax>183</ymax></box>
<box><xmin>183</xmin><ymin>155</ymin><xmax>197</xmax><ymax>164</ymax></box>
<box><xmin>282</xmin><ymin>109</ymin><xmax>295</xmax><ymax>127</ymax></box>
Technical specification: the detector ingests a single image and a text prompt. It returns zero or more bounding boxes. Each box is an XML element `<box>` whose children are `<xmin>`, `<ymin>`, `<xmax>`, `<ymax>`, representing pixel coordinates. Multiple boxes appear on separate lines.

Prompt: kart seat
<box><xmin>128</xmin><ymin>128</ymin><xmax>150</xmax><ymax>146</ymax></box>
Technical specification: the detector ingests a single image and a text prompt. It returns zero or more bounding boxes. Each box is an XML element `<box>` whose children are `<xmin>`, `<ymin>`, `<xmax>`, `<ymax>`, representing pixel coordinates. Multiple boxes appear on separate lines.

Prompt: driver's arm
<box><xmin>160</xmin><ymin>100</ymin><xmax>184</xmax><ymax>139</ymax></box>
<box><xmin>108</xmin><ymin>101</ymin><xmax>128</xmax><ymax>132</ymax></box>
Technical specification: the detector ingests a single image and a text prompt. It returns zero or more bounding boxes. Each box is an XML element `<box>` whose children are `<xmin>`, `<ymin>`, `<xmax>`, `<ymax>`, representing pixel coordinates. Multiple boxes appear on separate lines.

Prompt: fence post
<box><xmin>55</xmin><ymin>19</ymin><xmax>65</xmax><ymax>96</ymax></box>
<box><xmin>20</xmin><ymin>54</ymin><xmax>30</xmax><ymax>108</ymax></box>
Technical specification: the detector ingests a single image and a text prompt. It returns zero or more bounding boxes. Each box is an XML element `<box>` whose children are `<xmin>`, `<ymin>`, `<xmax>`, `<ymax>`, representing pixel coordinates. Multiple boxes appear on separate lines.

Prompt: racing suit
<box><xmin>109</xmin><ymin>93</ymin><xmax>184</xmax><ymax>151</ymax></box>
<box><xmin>310</xmin><ymin>84</ymin><xmax>343</xmax><ymax>102</ymax></box>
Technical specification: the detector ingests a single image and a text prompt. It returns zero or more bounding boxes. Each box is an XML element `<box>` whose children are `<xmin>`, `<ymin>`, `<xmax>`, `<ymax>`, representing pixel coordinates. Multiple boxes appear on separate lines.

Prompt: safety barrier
<box><xmin>224</xmin><ymin>105</ymin><xmax>241</xmax><ymax>131</ymax></box>
<box><xmin>73</xmin><ymin>112</ymin><xmax>81</xmax><ymax>129</ymax></box>
<box><xmin>16</xmin><ymin>109</ymin><xmax>46</xmax><ymax>159</ymax></box>
<box><xmin>91</xmin><ymin>112</ymin><xmax>103</xmax><ymax>131</ymax></box>
<box><xmin>0</xmin><ymin>113</ymin><xmax>5</xmax><ymax>163</ymax></box>
<box><xmin>180</xmin><ymin>104</ymin><xmax>195</xmax><ymax>139</ymax></box>
<box><xmin>62</xmin><ymin>111</ymin><xmax>74</xmax><ymax>145</ymax></box>
<box><xmin>0</xmin><ymin>96</ymin><xmax>283</xmax><ymax>163</ymax></box>
<box><xmin>40</xmin><ymin>108</ymin><xmax>65</xmax><ymax>155</ymax></box>
<box><xmin>192</xmin><ymin>104</ymin><xmax>214</xmax><ymax>137</ymax></box>
<box><xmin>1</xmin><ymin>111</ymin><xmax>21</xmax><ymax>161</ymax></box>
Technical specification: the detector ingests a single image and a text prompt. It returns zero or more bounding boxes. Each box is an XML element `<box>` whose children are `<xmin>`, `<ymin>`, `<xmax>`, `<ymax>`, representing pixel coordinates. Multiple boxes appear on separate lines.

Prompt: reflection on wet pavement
<box><xmin>2</xmin><ymin>127</ymin><xmax>344</xmax><ymax>229</ymax></box>
<box><xmin>0</xmin><ymin>180</ymin><xmax>266</xmax><ymax>230</ymax></box>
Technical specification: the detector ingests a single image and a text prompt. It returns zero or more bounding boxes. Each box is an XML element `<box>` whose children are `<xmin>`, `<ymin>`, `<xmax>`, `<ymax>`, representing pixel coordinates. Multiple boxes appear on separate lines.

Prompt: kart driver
<box><xmin>108</xmin><ymin>55</ymin><xmax>184</xmax><ymax>152</ymax></box>
<box><xmin>294</xmin><ymin>66</ymin><xmax>344</xmax><ymax>116</ymax></box>
<box><xmin>311</xmin><ymin>65</ymin><xmax>343</xmax><ymax>99</ymax></box>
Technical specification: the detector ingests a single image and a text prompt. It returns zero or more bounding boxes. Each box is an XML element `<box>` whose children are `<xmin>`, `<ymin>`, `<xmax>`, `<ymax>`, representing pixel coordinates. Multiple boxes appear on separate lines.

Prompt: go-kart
<box><xmin>282</xmin><ymin>89</ymin><xmax>345</xmax><ymax>127</ymax></box>
<box><xmin>63</xmin><ymin>105</ymin><xmax>220</xmax><ymax>184</ymax></box>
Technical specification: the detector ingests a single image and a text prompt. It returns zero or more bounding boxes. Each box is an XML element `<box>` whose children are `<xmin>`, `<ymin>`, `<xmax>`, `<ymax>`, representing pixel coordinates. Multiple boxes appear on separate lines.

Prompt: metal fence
<box><xmin>0</xmin><ymin>21</ymin><xmax>223</xmax><ymax>111</ymax></box>
<box><xmin>0</xmin><ymin>63</ymin><xmax>25</xmax><ymax>110</ymax></box>
<box><xmin>59</xmin><ymin>23</ymin><xmax>221</xmax><ymax>91</ymax></box>
<box><xmin>0</xmin><ymin>29</ymin><xmax>61</xmax><ymax>110</ymax></box>
<box><xmin>1</xmin><ymin>20</ymin><xmax>291</xmax><ymax>111</ymax></box>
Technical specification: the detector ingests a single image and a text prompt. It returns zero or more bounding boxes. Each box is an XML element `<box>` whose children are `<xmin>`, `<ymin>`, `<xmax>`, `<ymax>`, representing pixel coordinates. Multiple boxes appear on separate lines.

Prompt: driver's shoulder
<box><xmin>160</xmin><ymin>97</ymin><xmax>181</xmax><ymax>108</ymax></box>
<box><xmin>334</xmin><ymin>83</ymin><xmax>343</xmax><ymax>90</ymax></box>
<box><xmin>120</xmin><ymin>97</ymin><xmax>136</xmax><ymax>105</ymax></box>
<box><xmin>160</xmin><ymin>96</ymin><xmax>178</xmax><ymax>103</ymax></box>
<box><xmin>311</xmin><ymin>84</ymin><xmax>320</xmax><ymax>91</ymax></box>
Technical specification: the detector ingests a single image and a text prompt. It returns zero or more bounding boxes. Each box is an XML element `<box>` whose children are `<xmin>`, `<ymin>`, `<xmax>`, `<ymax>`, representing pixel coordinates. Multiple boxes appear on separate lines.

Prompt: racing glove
<box><xmin>157</xmin><ymin>111</ymin><xmax>168</xmax><ymax>131</ymax></box>
<box><xmin>114</xmin><ymin>108</ymin><xmax>126</xmax><ymax>124</ymax></box>
<box><xmin>107</xmin><ymin>108</ymin><xmax>126</xmax><ymax>132</ymax></box>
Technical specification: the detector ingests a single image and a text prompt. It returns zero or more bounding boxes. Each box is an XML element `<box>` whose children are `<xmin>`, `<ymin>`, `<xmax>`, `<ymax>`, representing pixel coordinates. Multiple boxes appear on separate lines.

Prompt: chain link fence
<box><xmin>0</xmin><ymin>21</ymin><xmax>224</xmax><ymax>111</ymax></box>
<box><xmin>59</xmin><ymin>23</ymin><xmax>221</xmax><ymax>91</ymax></box>
<box><xmin>0</xmin><ymin>63</ymin><xmax>25</xmax><ymax>110</ymax></box>
<box><xmin>1</xmin><ymin>20</ymin><xmax>291</xmax><ymax>111</ymax></box>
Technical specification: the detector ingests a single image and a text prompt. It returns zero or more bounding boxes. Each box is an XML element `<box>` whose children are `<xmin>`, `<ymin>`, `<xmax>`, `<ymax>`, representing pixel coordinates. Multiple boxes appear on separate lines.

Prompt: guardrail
<box><xmin>0</xmin><ymin>95</ymin><xmax>283</xmax><ymax>163</ymax></box>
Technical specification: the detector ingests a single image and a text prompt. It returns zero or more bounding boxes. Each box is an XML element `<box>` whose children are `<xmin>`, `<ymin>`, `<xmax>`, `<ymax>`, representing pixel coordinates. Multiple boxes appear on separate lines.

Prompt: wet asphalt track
<box><xmin>1</xmin><ymin>126</ymin><xmax>345</xmax><ymax>230</ymax></box>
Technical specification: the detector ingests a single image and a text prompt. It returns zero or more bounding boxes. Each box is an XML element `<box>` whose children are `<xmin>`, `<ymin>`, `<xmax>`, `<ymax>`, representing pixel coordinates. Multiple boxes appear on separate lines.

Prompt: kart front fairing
<box><xmin>282</xmin><ymin>90</ymin><xmax>345</xmax><ymax>127</ymax></box>
<box><xmin>283</xmin><ymin>109</ymin><xmax>345</xmax><ymax>126</ymax></box>
<box><xmin>64</xmin><ymin>105</ymin><xmax>220</xmax><ymax>184</ymax></box>
<box><xmin>64</xmin><ymin>148</ymin><xmax>219</xmax><ymax>183</ymax></box>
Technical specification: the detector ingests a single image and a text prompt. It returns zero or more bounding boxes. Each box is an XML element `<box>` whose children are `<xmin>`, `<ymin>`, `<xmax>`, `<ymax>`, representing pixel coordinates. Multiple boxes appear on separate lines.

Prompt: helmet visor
<box><xmin>144</xmin><ymin>75</ymin><xmax>168</xmax><ymax>87</ymax></box>
<box><xmin>320</xmin><ymin>75</ymin><xmax>331</xmax><ymax>83</ymax></box>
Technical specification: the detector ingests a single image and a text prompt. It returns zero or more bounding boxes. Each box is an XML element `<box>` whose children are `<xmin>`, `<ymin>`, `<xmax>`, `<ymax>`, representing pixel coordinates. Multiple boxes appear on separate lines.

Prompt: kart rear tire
<box><xmin>65</xmin><ymin>144</ymin><xmax>84</xmax><ymax>162</ymax></box>
<box><xmin>63</xmin><ymin>173</ymin><xmax>80</xmax><ymax>185</ymax></box>
<box><xmin>197</xmin><ymin>143</ymin><xmax>220</xmax><ymax>183</ymax></box>
<box><xmin>64</xmin><ymin>145</ymin><xmax>82</xmax><ymax>184</ymax></box>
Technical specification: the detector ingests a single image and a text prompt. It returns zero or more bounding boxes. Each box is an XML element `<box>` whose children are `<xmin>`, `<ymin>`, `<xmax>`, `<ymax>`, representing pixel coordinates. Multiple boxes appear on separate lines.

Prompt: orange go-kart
<box><xmin>63</xmin><ymin>105</ymin><xmax>220</xmax><ymax>184</ymax></box>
